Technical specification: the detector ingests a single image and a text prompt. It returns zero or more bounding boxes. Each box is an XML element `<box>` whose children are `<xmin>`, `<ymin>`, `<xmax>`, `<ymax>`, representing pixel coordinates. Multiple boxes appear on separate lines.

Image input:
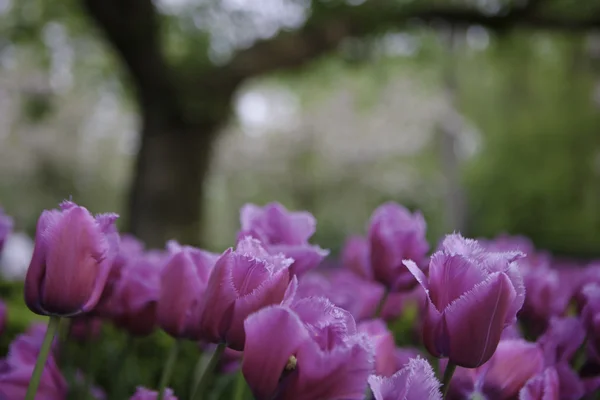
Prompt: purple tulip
<box><xmin>405</xmin><ymin>233</ymin><xmax>524</xmax><ymax>368</ymax></box>
<box><xmin>368</xmin><ymin>357</ymin><xmax>442</xmax><ymax>400</ymax></box>
<box><xmin>368</xmin><ymin>202</ymin><xmax>429</xmax><ymax>291</ymax></box>
<box><xmin>198</xmin><ymin>237</ymin><xmax>294</xmax><ymax>350</ymax></box>
<box><xmin>238</xmin><ymin>202</ymin><xmax>328</xmax><ymax>277</ymax></box>
<box><xmin>242</xmin><ymin>297</ymin><xmax>373</xmax><ymax>400</ymax></box>
<box><xmin>582</xmin><ymin>283</ymin><xmax>600</xmax><ymax>356</ymax></box>
<box><xmin>157</xmin><ymin>241</ymin><xmax>217</xmax><ymax>339</ymax></box>
<box><xmin>110</xmin><ymin>252</ymin><xmax>163</xmax><ymax>336</ymax></box>
<box><xmin>341</xmin><ymin>235</ymin><xmax>372</xmax><ymax>280</ymax></box>
<box><xmin>538</xmin><ymin>316</ymin><xmax>585</xmax><ymax>365</ymax></box>
<box><xmin>297</xmin><ymin>270</ymin><xmax>384</xmax><ymax>321</ymax></box>
<box><xmin>0</xmin><ymin>207</ymin><xmax>13</xmax><ymax>254</ymax></box>
<box><xmin>445</xmin><ymin>339</ymin><xmax>544</xmax><ymax>399</ymax></box>
<box><xmin>130</xmin><ymin>387</ymin><xmax>177</xmax><ymax>400</ymax></box>
<box><xmin>358</xmin><ymin>319</ymin><xmax>397</xmax><ymax>377</ymax></box>
<box><xmin>25</xmin><ymin>200</ymin><xmax>119</xmax><ymax>317</ymax></box>
<box><xmin>519</xmin><ymin>367</ymin><xmax>560</xmax><ymax>400</ymax></box>
<box><xmin>0</xmin><ymin>327</ymin><xmax>67</xmax><ymax>399</ymax></box>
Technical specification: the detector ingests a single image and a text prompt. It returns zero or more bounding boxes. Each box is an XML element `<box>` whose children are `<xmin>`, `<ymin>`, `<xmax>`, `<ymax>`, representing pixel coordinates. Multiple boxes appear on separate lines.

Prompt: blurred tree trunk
<box><xmin>128</xmin><ymin>119</ymin><xmax>218</xmax><ymax>247</ymax></box>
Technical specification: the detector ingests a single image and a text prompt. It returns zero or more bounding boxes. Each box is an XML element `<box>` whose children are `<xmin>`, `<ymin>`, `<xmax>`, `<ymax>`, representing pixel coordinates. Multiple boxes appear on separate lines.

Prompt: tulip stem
<box><xmin>192</xmin><ymin>342</ymin><xmax>226</xmax><ymax>400</ymax></box>
<box><xmin>441</xmin><ymin>361</ymin><xmax>456</xmax><ymax>399</ymax></box>
<box><xmin>25</xmin><ymin>316</ymin><xmax>61</xmax><ymax>400</ymax></box>
<box><xmin>84</xmin><ymin>320</ymin><xmax>95</xmax><ymax>400</ymax></box>
<box><xmin>157</xmin><ymin>340</ymin><xmax>180</xmax><ymax>400</ymax></box>
<box><xmin>375</xmin><ymin>289</ymin><xmax>390</xmax><ymax>318</ymax></box>
<box><xmin>233</xmin><ymin>367</ymin><xmax>249</xmax><ymax>400</ymax></box>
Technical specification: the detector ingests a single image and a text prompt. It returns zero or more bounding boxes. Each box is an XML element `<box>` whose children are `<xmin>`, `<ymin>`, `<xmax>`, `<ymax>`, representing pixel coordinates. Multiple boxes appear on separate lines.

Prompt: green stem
<box><xmin>233</xmin><ymin>367</ymin><xmax>248</xmax><ymax>400</ymax></box>
<box><xmin>84</xmin><ymin>320</ymin><xmax>95</xmax><ymax>400</ymax></box>
<box><xmin>25</xmin><ymin>316</ymin><xmax>61</xmax><ymax>400</ymax></box>
<box><xmin>374</xmin><ymin>289</ymin><xmax>390</xmax><ymax>319</ymax></box>
<box><xmin>114</xmin><ymin>335</ymin><xmax>135</xmax><ymax>400</ymax></box>
<box><xmin>157</xmin><ymin>340</ymin><xmax>180</xmax><ymax>400</ymax></box>
<box><xmin>573</xmin><ymin>336</ymin><xmax>588</xmax><ymax>372</ymax></box>
<box><xmin>192</xmin><ymin>342</ymin><xmax>226</xmax><ymax>400</ymax></box>
<box><xmin>441</xmin><ymin>361</ymin><xmax>457</xmax><ymax>399</ymax></box>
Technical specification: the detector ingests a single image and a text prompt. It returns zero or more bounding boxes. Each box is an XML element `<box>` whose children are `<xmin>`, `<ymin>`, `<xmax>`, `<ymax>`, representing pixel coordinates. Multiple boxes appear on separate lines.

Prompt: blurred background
<box><xmin>1</xmin><ymin>0</ymin><xmax>600</xmax><ymax>264</ymax></box>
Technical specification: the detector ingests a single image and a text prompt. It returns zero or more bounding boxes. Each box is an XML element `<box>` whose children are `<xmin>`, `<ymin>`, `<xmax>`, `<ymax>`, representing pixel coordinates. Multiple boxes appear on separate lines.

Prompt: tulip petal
<box><xmin>369</xmin><ymin>357</ymin><xmax>442</xmax><ymax>400</ymax></box>
<box><xmin>480</xmin><ymin>339</ymin><xmax>544</xmax><ymax>398</ymax></box>
<box><xmin>342</xmin><ymin>236</ymin><xmax>372</xmax><ymax>280</ymax></box>
<box><xmin>519</xmin><ymin>368</ymin><xmax>560</xmax><ymax>400</ymax></box>
<box><xmin>269</xmin><ymin>244</ymin><xmax>328</xmax><ymax>277</ymax></box>
<box><xmin>291</xmin><ymin>297</ymin><xmax>357</xmax><ymax>347</ymax></box>
<box><xmin>428</xmin><ymin>253</ymin><xmax>487</xmax><ymax>311</ymax></box>
<box><xmin>157</xmin><ymin>251</ymin><xmax>203</xmax><ymax>338</ymax></box>
<box><xmin>227</xmin><ymin>267</ymin><xmax>290</xmax><ymax>350</ymax></box>
<box><xmin>198</xmin><ymin>249</ymin><xmax>237</xmax><ymax>343</ymax></box>
<box><xmin>283</xmin><ymin>333</ymin><xmax>374</xmax><ymax>400</ymax></box>
<box><xmin>444</xmin><ymin>272</ymin><xmax>516</xmax><ymax>367</ymax></box>
<box><xmin>242</xmin><ymin>306</ymin><xmax>309</xmax><ymax>400</ymax></box>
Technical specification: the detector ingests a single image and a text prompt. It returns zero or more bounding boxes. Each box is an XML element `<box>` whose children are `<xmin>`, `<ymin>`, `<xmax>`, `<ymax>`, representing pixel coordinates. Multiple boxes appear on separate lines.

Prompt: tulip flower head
<box><xmin>157</xmin><ymin>241</ymin><xmax>217</xmax><ymax>339</ymax></box>
<box><xmin>25</xmin><ymin>201</ymin><xmax>119</xmax><ymax>317</ymax></box>
<box><xmin>582</xmin><ymin>283</ymin><xmax>600</xmax><ymax>356</ymax></box>
<box><xmin>238</xmin><ymin>202</ymin><xmax>329</xmax><ymax>277</ymax></box>
<box><xmin>405</xmin><ymin>233</ymin><xmax>525</xmax><ymax>368</ymax></box>
<box><xmin>242</xmin><ymin>296</ymin><xmax>374</xmax><ymax>400</ymax></box>
<box><xmin>368</xmin><ymin>357</ymin><xmax>442</xmax><ymax>400</ymax></box>
<box><xmin>198</xmin><ymin>237</ymin><xmax>294</xmax><ymax>350</ymax></box>
<box><xmin>368</xmin><ymin>202</ymin><xmax>429</xmax><ymax>291</ymax></box>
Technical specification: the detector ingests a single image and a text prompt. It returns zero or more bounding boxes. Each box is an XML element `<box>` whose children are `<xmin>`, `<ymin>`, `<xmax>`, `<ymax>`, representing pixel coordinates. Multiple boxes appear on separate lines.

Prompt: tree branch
<box><xmin>225</xmin><ymin>1</ymin><xmax>600</xmax><ymax>80</ymax></box>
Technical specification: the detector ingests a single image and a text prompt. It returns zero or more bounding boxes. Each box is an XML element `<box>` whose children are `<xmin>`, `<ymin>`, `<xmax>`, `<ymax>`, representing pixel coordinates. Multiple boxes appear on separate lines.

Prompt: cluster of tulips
<box><xmin>0</xmin><ymin>200</ymin><xmax>600</xmax><ymax>400</ymax></box>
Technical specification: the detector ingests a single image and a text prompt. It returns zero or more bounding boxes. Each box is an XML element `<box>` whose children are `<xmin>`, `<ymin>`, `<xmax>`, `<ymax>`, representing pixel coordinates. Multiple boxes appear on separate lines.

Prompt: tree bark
<box><xmin>128</xmin><ymin>116</ymin><xmax>218</xmax><ymax>248</ymax></box>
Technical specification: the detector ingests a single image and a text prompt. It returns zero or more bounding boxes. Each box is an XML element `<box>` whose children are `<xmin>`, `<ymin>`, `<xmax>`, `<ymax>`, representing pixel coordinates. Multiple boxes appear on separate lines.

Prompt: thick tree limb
<box><xmin>226</xmin><ymin>1</ymin><xmax>600</xmax><ymax>80</ymax></box>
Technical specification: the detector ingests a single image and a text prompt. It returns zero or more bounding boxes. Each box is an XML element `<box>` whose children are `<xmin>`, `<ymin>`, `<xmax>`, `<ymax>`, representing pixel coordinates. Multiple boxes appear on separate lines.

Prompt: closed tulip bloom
<box><xmin>198</xmin><ymin>237</ymin><xmax>293</xmax><ymax>350</ymax></box>
<box><xmin>238</xmin><ymin>203</ymin><xmax>328</xmax><ymax>277</ymax></box>
<box><xmin>368</xmin><ymin>357</ymin><xmax>442</xmax><ymax>400</ymax></box>
<box><xmin>445</xmin><ymin>339</ymin><xmax>544</xmax><ymax>400</ymax></box>
<box><xmin>405</xmin><ymin>234</ymin><xmax>524</xmax><ymax>368</ymax></box>
<box><xmin>341</xmin><ymin>235</ymin><xmax>372</xmax><ymax>280</ymax></box>
<box><xmin>157</xmin><ymin>241</ymin><xmax>217</xmax><ymax>339</ymax></box>
<box><xmin>130</xmin><ymin>387</ymin><xmax>177</xmax><ymax>400</ymax></box>
<box><xmin>519</xmin><ymin>368</ymin><xmax>560</xmax><ymax>400</ymax></box>
<box><xmin>242</xmin><ymin>297</ymin><xmax>373</xmax><ymax>400</ymax></box>
<box><xmin>0</xmin><ymin>328</ymin><xmax>67</xmax><ymax>399</ymax></box>
<box><xmin>110</xmin><ymin>252</ymin><xmax>163</xmax><ymax>336</ymax></box>
<box><xmin>368</xmin><ymin>202</ymin><xmax>429</xmax><ymax>291</ymax></box>
<box><xmin>358</xmin><ymin>319</ymin><xmax>397</xmax><ymax>377</ymax></box>
<box><xmin>25</xmin><ymin>201</ymin><xmax>119</xmax><ymax>317</ymax></box>
<box><xmin>0</xmin><ymin>208</ymin><xmax>13</xmax><ymax>254</ymax></box>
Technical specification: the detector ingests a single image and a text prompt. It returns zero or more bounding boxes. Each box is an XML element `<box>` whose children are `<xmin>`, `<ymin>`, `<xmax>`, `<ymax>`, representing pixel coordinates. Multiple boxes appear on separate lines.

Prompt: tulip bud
<box><xmin>198</xmin><ymin>237</ymin><xmax>293</xmax><ymax>350</ymax></box>
<box><xmin>405</xmin><ymin>233</ymin><xmax>524</xmax><ymax>368</ymax></box>
<box><xmin>130</xmin><ymin>387</ymin><xmax>177</xmax><ymax>400</ymax></box>
<box><xmin>157</xmin><ymin>241</ymin><xmax>217</xmax><ymax>339</ymax></box>
<box><xmin>0</xmin><ymin>207</ymin><xmax>13</xmax><ymax>254</ymax></box>
<box><xmin>238</xmin><ymin>203</ymin><xmax>329</xmax><ymax>277</ymax></box>
<box><xmin>368</xmin><ymin>357</ymin><xmax>442</xmax><ymax>400</ymax></box>
<box><xmin>111</xmin><ymin>252</ymin><xmax>163</xmax><ymax>336</ymax></box>
<box><xmin>368</xmin><ymin>202</ymin><xmax>429</xmax><ymax>291</ymax></box>
<box><xmin>25</xmin><ymin>201</ymin><xmax>119</xmax><ymax>317</ymax></box>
